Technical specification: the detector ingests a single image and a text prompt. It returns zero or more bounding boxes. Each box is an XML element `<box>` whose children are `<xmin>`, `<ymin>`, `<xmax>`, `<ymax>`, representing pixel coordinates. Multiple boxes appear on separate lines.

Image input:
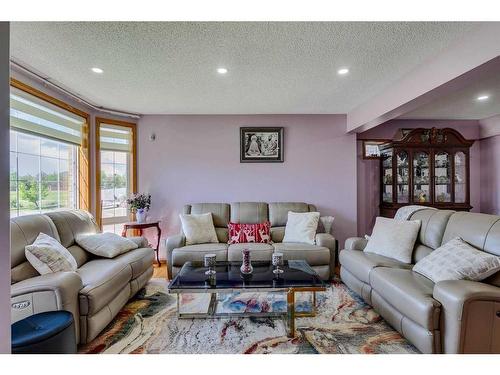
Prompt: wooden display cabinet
<box><xmin>379</xmin><ymin>127</ymin><xmax>474</xmax><ymax>218</ymax></box>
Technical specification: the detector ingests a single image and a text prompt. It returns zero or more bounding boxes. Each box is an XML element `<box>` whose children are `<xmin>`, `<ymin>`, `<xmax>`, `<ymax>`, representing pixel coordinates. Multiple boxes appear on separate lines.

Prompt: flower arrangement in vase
<box><xmin>127</xmin><ymin>193</ymin><xmax>151</xmax><ymax>223</ymax></box>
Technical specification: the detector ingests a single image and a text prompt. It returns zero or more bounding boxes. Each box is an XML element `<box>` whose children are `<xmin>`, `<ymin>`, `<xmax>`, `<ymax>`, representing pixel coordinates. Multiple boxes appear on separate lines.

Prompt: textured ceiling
<box><xmin>10</xmin><ymin>22</ymin><xmax>480</xmax><ymax>115</ymax></box>
<box><xmin>400</xmin><ymin>66</ymin><xmax>500</xmax><ymax>120</ymax></box>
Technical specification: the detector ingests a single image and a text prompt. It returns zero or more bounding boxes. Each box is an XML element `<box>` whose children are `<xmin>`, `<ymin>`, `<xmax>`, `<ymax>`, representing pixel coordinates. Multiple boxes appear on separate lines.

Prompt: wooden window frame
<box><xmin>95</xmin><ymin>117</ymin><xmax>137</xmax><ymax>228</ymax></box>
<box><xmin>9</xmin><ymin>78</ymin><xmax>91</xmax><ymax>212</ymax></box>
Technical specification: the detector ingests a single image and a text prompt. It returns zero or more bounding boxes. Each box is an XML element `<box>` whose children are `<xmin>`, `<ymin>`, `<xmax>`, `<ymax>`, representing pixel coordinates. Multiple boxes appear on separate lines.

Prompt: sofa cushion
<box><xmin>45</xmin><ymin>210</ymin><xmax>99</xmax><ymax>248</ymax></box>
<box><xmin>413</xmin><ymin>237</ymin><xmax>500</xmax><ymax>283</ymax></box>
<box><xmin>77</xmin><ymin>259</ymin><xmax>132</xmax><ymax>315</ymax></box>
<box><xmin>273</xmin><ymin>242</ymin><xmax>329</xmax><ymax>266</ymax></box>
<box><xmin>228</xmin><ymin>243</ymin><xmax>274</xmax><ymax>261</ymax></box>
<box><xmin>114</xmin><ymin>247</ymin><xmax>154</xmax><ymax>279</ymax></box>
<box><xmin>442</xmin><ymin>212</ymin><xmax>500</xmax><ymax>253</ymax></box>
<box><xmin>186</xmin><ymin>203</ymin><xmax>230</xmax><ymax>227</ymax></box>
<box><xmin>228</xmin><ymin>222</ymin><xmax>271</xmax><ymax>244</ymax></box>
<box><xmin>364</xmin><ymin>217</ymin><xmax>421</xmax><ymax>263</ymax></box>
<box><xmin>283</xmin><ymin>211</ymin><xmax>320</xmax><ymax>245</ymax></box>
<box><xmin>270</xmin><ymin>227</ymin><xmax>285</xmax><ymax>243</ymax></box>
<box><xmin>339</xmin><ymin>249</ymin><xmax>412</xmax><ymax>284</ymax></box>
<box><xmin>11</xmin><ymin>214</ymin><xmax>60</xmax><ymax>270</ymax></box>
<box><xmin>76</xmin><ymin>232</ymin><xmax>139</xmax><ymax>258</ymax></box>
<box><xmin>268</xmin><ymin>202</ymin><xmax>311</xmax><ymax>227</ymax></box>
<box><xmin>179</xmin><ymin>213</ymin><xmax>219</xmax><ymax>245</ymax></box>
<box><xmin>171</xmin><ymin>243</ymin><xmax>228</xmax><ymax>267</ymax></box>
<box><xmin>409</xmin><ymin>209</ymin><xmax>455</xmax><ymax>250</ymax></box>
<box><xmin>25</xmin><ymin>233</ymin><xmax>78</xmax><ymax>275</ymax></box>
<box><xmin>370</xmin><ymin>268</ymin><xmax>441</xmax><ymax>330</ymax></box>
<box><xmin>230</xmin><ymin>202</ymin><xmax>268</xmax><ymax>224</ymax></box>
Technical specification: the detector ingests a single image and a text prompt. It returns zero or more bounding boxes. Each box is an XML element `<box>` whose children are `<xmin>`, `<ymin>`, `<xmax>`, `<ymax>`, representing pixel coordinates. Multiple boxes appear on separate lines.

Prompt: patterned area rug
<box><xmin>79</xmin><ymin>279</ymin><xmax>418</xmax><ymax>354</ymax></box>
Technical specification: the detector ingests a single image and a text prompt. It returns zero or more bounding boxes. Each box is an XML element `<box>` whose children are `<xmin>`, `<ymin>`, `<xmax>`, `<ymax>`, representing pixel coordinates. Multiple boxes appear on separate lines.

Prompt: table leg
<box><xmin>121</xmin><ymin>226</ymin><xmax>127</xmax><ymax>237</ymax></box>
<box><xmin>287</xmin><ymin>289</ymin><xmax>295</xmax><ymax>338</ymax></box>
<box><xmin>156</xmin><ymin>225</ymin><xmax>162</xmax><ymax>265</ymax></box>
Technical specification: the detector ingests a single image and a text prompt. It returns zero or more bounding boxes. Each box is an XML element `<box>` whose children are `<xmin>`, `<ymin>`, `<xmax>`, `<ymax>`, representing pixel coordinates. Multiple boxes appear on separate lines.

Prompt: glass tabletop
<box><xmin>168</xmin><ymin>260</ymin><xmax>326</xmax><ymax>291</ymax></box>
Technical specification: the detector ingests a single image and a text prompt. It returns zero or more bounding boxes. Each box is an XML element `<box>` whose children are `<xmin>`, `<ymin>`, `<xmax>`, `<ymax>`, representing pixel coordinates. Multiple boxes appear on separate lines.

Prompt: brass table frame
<box><xmin>169</xmin><ymin>285</ymin><xmax>326</xmax><ymax>338</ymax></box>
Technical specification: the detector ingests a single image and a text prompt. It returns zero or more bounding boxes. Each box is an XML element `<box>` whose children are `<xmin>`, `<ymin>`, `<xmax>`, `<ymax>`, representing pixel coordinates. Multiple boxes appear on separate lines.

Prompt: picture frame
<box><xmin>362</xmin><ymin>140</ymin><xmax>391</xmax><ymax>160</ymax></box>
<box><xmin>240</xmin><ymin>127</ymin><xmax>284</xmax><ymax>163</ymax></box>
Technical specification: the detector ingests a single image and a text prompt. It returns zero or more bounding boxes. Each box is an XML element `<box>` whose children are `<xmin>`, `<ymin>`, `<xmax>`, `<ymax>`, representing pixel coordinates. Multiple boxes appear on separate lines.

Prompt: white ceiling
<box><xmin>10</xmin><ymin>22</ymin><xmax>480</xmax><ymax>115</ymax></box>
<box><xmin>400</xmin><ymin>66</ymin><xmax>500</xmax><ymax>120</ymax></box>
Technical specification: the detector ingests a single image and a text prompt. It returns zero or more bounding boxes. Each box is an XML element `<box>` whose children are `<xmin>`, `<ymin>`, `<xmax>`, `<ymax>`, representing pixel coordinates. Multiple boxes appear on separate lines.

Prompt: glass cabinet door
<box><xmin>434</xmin><ymin>151</ymin><xmax>451</xmax><ymax>203</ymax></box>
<box><xmin>413</xmin><ymin>151</ymin><xmax>430</xmax><ymax>203</ymax></box>
<box><xmin>382</xmin><ymin>150</ymin><xmax>393</xmax><ymax>203</ymax></box>
<box><xmin>454</xmin><ymin>151</ymin><xmax>466</xmax><ymax>203</ymax></box>
<box><xmin>396</xmin><ymin>151</ymin><xmax>409</xmax><ymax>203</ymax></box>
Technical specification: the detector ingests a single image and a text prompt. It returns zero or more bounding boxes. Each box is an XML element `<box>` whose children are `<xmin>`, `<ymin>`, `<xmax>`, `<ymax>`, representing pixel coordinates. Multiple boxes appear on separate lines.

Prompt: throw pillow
<box><xmin>179</xmin><ymin>213</ymin><xmax>219</xmax><ymax>245</ymax></box>
<box><xmin>364</xmin><ymin>217</ymin><xmax>421</xmax><ymax>263</ymax></box>
<box><xmin>228</xmin><ymin>221</ymin><xmax>271</xmax><ymax>244</ymax></box>
<box><xmin>76</xmin><ymin>232</ymin><xmax>139</xmax><ymax>258</ymax></box>
<box><xmin>282</xmin><ymin>211</ymin><xmax>320</xmax><ymax>245</ymax></box>
<box><xmin>413</xmin><ymin>237</ymin><xmax>500</xmax><ymax>283</ymax></box>
<box><xmin>25</xmin><ymin>233</ymin><xmax>78</xmax><ymax>275</ymax></box>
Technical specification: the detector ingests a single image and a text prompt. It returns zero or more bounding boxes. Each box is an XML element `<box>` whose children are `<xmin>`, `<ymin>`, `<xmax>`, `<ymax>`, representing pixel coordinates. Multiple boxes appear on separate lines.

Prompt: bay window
<box><xmin>9</xmin><ymin>81</ymin><xmax>89</xmax><ymax>217</ymax></box>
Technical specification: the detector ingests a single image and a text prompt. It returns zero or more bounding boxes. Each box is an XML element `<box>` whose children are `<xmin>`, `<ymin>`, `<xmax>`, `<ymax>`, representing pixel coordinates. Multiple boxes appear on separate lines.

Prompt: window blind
<box><xmin>10</xmin><ymin>87</ymin><xmax>86</xmax><ymax>145</ymax></box>
<box><xmin>99</xmin><ymin>123</ymin><xmax>133</xmax><ymax>152</ymax></box>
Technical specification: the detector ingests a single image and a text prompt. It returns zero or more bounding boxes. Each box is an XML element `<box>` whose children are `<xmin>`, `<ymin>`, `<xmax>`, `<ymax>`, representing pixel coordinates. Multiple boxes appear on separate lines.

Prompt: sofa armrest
<box><xmin>344</xmin><ymin>237</ymin><xmax>368</xmax><ymax>251</ymax></box>
<box><xmin>315</xmin><ymin>233</ymin><xmax>336</xmax><ymax>279</ymax></box>
<box><xmin>11</xmin><ymin>271</ymin><xmax>83</xmax><ymax>342</ymax></box>
<box><xmin>433</xmin><ymin>280</ymin><xmax>500</xmax><ymax>353</ymax></box>
<box><xmin>166</xmin><ymin>234</ymin><xmax>186</xmax><ymax>279</ymax></box>
<box><xmin>128</xmin><ymin>236</ymin><xmax>149</xmax><ymax>248</ymax></box>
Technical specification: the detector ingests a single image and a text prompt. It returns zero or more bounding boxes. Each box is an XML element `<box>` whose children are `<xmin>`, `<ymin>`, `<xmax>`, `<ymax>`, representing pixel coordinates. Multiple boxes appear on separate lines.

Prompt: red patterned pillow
<box><xmin>228</xmin><ymin>222</ymin><xmax>271</xmax><ymax>244</ymax></box>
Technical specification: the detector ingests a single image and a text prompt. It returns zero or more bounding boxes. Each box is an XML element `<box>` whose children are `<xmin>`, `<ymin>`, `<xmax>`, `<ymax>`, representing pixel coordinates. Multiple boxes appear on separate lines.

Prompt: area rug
<box><xmin>78</xmin><ymin>278</ymin><xmax>419</xmax><ymax>354</ymax></box>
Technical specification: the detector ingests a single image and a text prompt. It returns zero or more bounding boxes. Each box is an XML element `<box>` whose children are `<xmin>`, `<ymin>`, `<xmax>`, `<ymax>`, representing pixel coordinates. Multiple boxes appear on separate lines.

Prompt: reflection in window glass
<box><xmin>455</xmin><ymin>152</ymin><xmax>467</xmax><ymax>203</ymax></box>
<box><xmin>413</xmin><ymin>152</ymin><xmax>430</xmax><ymax>203</ymax></box>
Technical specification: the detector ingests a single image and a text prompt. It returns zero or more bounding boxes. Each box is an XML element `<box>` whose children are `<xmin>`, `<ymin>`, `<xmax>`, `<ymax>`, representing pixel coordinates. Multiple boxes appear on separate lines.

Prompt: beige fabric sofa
<box><xmin>340</xmin><ymin>209</ymin><xmax>500</xmax><ymax>354</ymax></box>
<box><xmin>166</xmin><ymin>202</ymin><xmax>336</xmax><ymax>280</ymax></box>
<box><xmin>10</xmin><ymin>210</ymin><xmax>154</xmax><ymax>345</ymax></box>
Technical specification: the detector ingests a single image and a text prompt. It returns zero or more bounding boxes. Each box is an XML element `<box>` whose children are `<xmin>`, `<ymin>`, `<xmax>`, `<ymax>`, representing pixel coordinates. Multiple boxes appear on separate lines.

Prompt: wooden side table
<box><xmin>122</xmin><ymin>221</ymin><xmax>161</xmax><ymax>265</ymax></box>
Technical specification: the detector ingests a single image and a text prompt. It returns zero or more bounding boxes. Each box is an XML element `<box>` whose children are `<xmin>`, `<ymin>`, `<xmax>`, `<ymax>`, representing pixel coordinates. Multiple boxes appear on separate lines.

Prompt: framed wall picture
<box><xmin>240</xmin><ymin>127</ymin><xmax>284</xmax><ymax>163</ymax></box>
<box><xmin>362</xmin><ymin>140</ymin><xmax>391</xmax><ymax>159</ymax></box>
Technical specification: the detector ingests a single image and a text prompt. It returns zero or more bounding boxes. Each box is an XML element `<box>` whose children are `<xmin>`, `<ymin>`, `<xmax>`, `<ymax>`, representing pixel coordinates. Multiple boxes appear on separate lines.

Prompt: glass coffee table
<box><xmin>168</xmin><ymin>260</ymin><xmax>326</xmax><ymax>337</ymax></box>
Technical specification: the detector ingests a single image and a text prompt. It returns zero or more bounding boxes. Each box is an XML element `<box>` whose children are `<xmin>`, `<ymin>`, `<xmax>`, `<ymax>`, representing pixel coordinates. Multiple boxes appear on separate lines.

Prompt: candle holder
<box><xmin>204</xmin><ymin>254</ymin><xmax>217</xmax><ymax>276</ymax></box>
<box><xmin>272</xmin><ymin>252</ymin><xmax>284</xmax><ymax>275</ymax></box>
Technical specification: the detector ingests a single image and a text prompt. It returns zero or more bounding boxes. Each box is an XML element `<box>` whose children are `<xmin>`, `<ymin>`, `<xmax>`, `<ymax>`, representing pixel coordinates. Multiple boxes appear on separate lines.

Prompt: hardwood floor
<box><xmin>153</xmin><ymin>262</ymin><xmax>168</xmax><ymax>279</ymax></box>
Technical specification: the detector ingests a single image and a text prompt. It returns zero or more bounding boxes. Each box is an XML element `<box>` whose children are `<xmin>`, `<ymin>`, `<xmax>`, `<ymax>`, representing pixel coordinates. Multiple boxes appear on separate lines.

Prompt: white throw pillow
<box><xmin>179</xmin><ymin>213</ymin><xmax>219</xmax><ymax>245</ymax></box>
<box><xmin>283</xmin><ymin>211</ymin><xmax>320</xmax><ymax>245</ymax></box>
<box><xmin>413</xmin><ymin>237</ymin><xmax>500</xmax><ymax>283</ymax></box>
<box><xmin>25</xmin><ymin>233</ymin><xmax>78</xmax><ymax>275</ymax></box>
<box><xmin>76</xmin><ymin>232</ymin><xmax>138</xmax><ymax>258</ymax></box>
<box><xmin>364</xmin><ymin>217</ymin><xmax>421</xmax><ymax>263</ymax></box>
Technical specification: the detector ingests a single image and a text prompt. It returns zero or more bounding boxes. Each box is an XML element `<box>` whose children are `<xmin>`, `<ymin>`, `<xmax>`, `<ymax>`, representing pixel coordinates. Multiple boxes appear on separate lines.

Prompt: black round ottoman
<box><xmin>11</xmin><ymin>310</ymin><xmax>77</xmax><ymax>354</ymax></box>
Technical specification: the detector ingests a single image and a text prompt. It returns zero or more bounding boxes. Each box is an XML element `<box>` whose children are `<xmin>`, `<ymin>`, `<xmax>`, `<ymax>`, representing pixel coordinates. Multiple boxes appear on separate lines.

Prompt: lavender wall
<box><xmin>137</xmin><ymin>114</ymin><xmax>357</xmax><ymax>256</ymax></box>
<box><xmin>0</xmin><ymin>22</ymin><xmax>10</xmax><ymax>353</ymax></box>
<box><xmin>356</xmin><ymin>119</ymin><xmax>482</xmax><ymax>236</ymax></box>
<box><xmin>480</xmin><ymin>135</ymin><xmax>500</xmax><ymax>215</ymax></box>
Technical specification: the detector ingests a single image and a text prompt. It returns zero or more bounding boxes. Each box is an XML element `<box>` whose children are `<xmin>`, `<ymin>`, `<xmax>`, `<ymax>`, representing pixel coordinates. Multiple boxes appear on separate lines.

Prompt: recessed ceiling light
<box><xmin>477</xmin><ymin>95</ymin><xmax>489</xmax><ymax>101</ymax></box>
<box><xmin>217</xmin><ymin>67</ymin><xmax>228</xmax><ymax>75</ymax></box>
<box><xmin>91</xmin><ymin>67</ymin><xmax>103</xmax><ymax>74</ymax></box>
<box><xmin>337</xmin><ymin>68</ymin><xmax>349</xmax><ymax>75</ymax></box>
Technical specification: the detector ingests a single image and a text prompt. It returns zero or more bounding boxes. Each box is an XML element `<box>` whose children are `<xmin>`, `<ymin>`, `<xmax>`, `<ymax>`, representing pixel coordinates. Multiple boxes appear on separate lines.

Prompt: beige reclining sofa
<box><xmin>340</xmin><ymin>209</ymin><xmax>500</xmax><ymax>354</ymax></box>
<box><xmin>10</xmin><ymin>210</ymin><xmax>154</xmax><ymax>345</ymax></box>
<box><xmin>166</xmin><ymin>202</ymin><xmax>336</xmax><ymax>281</ymax></box>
